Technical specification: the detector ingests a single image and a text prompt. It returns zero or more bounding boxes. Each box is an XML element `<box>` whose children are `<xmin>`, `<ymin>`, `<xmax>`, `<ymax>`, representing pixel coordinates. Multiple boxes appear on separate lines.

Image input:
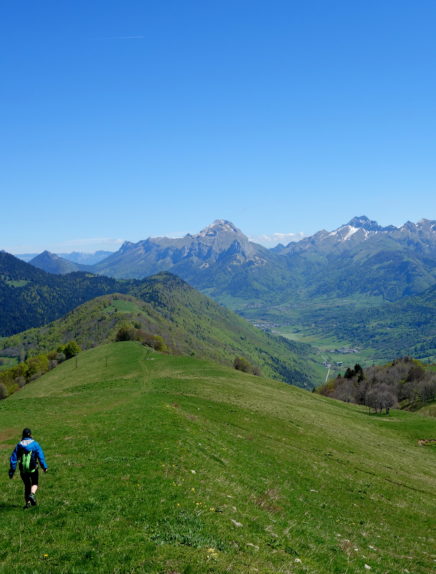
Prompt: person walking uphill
<box><xmin>9</xmin><ymin>428</ymin><xmax>48</xmax><ymax>509</ymax></box>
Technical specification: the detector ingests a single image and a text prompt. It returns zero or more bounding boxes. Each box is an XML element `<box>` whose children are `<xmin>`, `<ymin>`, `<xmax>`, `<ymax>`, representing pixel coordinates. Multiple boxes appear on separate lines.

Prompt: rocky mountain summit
<box><xmin>94</xmin><ymin>219</ymin><xmax>271</xmax><ymax>279</ymax></box>
<box><xmin>25</xmin><ymin>216</ymin><xmax>436</xmax><ymax>302</ymax></box>
<box><xmin>279</xmin><ymin>216</ymin><xmax>436</xmax><ymax>255</ymax></box>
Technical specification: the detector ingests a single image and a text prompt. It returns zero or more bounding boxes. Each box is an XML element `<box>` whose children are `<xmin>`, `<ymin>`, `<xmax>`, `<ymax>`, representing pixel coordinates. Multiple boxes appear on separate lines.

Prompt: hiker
<box><xmin>8</xmin><ymin>428</ymin><xmax>48</xmax><ymax>508</ymax></box>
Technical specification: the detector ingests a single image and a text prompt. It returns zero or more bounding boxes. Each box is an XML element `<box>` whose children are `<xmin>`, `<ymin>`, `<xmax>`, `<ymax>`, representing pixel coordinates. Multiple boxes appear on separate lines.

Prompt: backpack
<box><xmin>20</xmin><ymin>449</ymin><xmax>36</xmax><ymax>473</ymax></box>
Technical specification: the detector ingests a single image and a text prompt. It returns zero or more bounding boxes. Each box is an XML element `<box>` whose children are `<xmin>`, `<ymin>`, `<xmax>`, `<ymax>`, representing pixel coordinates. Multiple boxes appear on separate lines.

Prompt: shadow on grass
<box><xmin>355</xmin><ymin>409</ymin><xmax>392</xmax><ymax>418</ymax></box>
<box><xmin>0</xmin><ymin>502</ymin><xmax>22</xmax><ymax>511</ymax></box>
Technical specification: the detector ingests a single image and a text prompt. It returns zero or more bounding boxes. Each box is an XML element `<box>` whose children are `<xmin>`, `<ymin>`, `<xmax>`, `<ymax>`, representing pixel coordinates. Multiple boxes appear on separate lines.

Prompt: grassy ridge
<box><xmin>1</xmin><ymin>277</ymin><xmax>322</xmax><ymax>388</ymax></box>
<box><xmin>0</xmin><ymin>342</ymin><xmax>435</xmax><ymax>573</ymax></box>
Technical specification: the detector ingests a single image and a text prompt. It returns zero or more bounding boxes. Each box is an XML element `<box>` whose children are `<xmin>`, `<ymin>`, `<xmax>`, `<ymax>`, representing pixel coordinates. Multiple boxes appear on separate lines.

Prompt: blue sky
<box><xmin>1</xmin><ymin>0</ymin><xmax>435</xmax><ymax>253</ymax></box>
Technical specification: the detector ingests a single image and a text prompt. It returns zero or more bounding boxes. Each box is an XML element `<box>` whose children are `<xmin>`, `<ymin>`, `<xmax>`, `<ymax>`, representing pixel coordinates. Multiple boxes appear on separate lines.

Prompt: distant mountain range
<box><xmin>18</xmin><ymin>250</ymin><xmax>112</xmax><ymax>265</ymax></box>
<box><xmin>277</xmin><ymin>216</ymin><xmax>436</xmax><ymax>257</ymax></box>
<box><xmin>24</xmin><ymin>216</ymin><xmax>436</xmax><ymax>302</ymax></box>
<box><xmin>278</xmin><ymin>216</ymin><xmax>436</xmax><ymax>301</ymax></box>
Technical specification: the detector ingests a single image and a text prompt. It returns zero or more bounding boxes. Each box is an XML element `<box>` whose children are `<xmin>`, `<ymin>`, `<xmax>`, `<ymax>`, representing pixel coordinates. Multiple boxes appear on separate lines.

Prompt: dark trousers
<box><xmin>20</xmin><ymin>469</ymin><xmax>39</xmax><ymax>501</ymax></box>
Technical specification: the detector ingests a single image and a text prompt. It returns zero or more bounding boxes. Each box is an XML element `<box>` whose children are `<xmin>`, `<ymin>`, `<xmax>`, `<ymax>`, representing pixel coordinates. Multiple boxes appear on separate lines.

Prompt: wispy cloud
<box><xmin>249</xmin><ymin>232</ymin><xmax>306</xmax><ymax>247</ymax></box>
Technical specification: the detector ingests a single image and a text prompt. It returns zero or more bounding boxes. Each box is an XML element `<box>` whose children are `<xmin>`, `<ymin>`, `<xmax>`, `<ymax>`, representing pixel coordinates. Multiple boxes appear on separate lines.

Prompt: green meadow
<box><xmin>0</xmin><ymin>342</ymin><xmax>435</xmax><ymax>573</ymax></box>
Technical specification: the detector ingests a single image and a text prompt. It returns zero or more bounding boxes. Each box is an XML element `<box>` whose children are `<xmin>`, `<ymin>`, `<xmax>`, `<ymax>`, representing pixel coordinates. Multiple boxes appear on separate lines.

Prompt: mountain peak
<box><xmin>346</xmin><ymin>216</ymin><xmax>384</xmax><ymax>231</ymax></box>
<box><xmin>198</xmin><ymin>220</ymin><xmax>241</xmax><ymax>237</ymax></box>
<box><xmin>44</xmin><ymin>250</ymin><xmax>58</xmax><ymax>257</ymax></box>
<box><xmin>415</xmin><ymin>219</ymin><xmax>436</xmax><ymax>233</ymax></box>
<box><xmin>29</xmin><ymin>251</ymin><xmax>82</xmax><ymax>274</ymax></box>
<box><xmin>32</xmin><ymin>250</ymin><xmax>58</xmax><ymax>261</ymax></box>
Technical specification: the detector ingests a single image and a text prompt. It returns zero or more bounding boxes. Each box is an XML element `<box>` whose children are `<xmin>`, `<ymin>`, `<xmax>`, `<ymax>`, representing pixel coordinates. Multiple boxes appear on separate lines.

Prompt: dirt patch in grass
<box><xmin>253</xmin><ymin>488</ymin><xmax>282</xmax><ymax>513</ymax></box>
<box><xmin>0</xmin><ymin>428</ymin><xmax>17</xmax><ymax>445</ymax></box>
<box><xmin>418</xmin><ymin>438</ymin><xmax>436</xmax><ymax>446</ymax></box>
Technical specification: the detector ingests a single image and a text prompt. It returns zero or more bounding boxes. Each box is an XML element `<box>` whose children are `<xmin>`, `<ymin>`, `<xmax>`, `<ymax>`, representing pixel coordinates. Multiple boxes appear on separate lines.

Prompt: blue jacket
<box><xmin>10</xmin><ymin>438</ymin><xmax>48</xmax><ymax>472</ymax></box>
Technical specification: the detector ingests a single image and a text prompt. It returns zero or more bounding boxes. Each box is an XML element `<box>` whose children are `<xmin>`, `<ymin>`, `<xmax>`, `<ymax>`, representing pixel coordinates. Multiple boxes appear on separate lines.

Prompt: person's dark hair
<box><xmin>22</xmin><ymin>428</ymin><xmax>32</xmax><ymax>439</ymax></box>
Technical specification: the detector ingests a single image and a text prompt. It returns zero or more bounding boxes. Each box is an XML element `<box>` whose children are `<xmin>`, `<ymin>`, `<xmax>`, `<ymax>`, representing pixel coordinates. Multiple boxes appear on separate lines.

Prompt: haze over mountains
<box><xmin>19</xmin><ymin>250</ymin><xmax>112</xmax><ymax>265</ymax></box>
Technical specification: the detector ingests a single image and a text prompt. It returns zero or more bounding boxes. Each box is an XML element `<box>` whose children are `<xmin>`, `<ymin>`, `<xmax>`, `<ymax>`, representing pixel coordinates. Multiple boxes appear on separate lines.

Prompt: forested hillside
<box><xmin>0</xmin><ymin>275</ymin><xmax>321</xmax><ymax>394</ymax></box>
<box><xmin>0</xmin><ymin>251</ymin><xmax>131</xmax><ymax>336</ymax></box>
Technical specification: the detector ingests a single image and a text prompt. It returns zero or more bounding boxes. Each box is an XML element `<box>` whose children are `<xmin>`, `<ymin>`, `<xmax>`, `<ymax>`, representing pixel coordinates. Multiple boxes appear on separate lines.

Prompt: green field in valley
<box><xmin>238</xmin><ymin>291</ymin><xmax>436</xmax><ymax>369</ymax></box>
<box><xmin>0</xmin><ymin>342</ymin><xmax>435</xmax><ymax>573</ymax></box>
<box><xmin>273</xmin><ymin>327</ymin><xmax>376</xmax><ymax>379</ymax></box>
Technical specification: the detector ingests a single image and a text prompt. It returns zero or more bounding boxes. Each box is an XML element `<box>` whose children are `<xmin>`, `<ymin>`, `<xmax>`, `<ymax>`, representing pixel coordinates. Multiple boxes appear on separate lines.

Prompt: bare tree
<box><xmin>332</xmin><ymin>379</ymin><xmax>356</xmax><ymax>403</ymax></box>
<box><xmin>365</xmin><ymin>383</ymin><xmax>396</xmax><ymax>414</ymax></box>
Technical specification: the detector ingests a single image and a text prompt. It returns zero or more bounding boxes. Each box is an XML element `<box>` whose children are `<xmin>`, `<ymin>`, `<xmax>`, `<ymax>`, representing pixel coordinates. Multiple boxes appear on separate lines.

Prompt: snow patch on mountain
<box><xmin>328</xmin><ymin>225</ymin><xmax>372</xmax><ymax>241</ymax></box>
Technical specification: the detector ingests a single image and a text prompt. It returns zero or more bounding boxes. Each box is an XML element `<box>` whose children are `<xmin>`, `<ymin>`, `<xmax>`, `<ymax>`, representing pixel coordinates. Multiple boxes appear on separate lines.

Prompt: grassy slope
<box><xmin>0</xmin><ymin>342</ymin><xmax>435</xmax><ymax>574</ymax></box>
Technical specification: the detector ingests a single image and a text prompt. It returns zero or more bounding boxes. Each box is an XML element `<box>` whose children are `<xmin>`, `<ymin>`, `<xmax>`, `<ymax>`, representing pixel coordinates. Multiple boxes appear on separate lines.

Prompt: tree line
<box><xmin>0</xmin><ymin>341</ymin><xmax>81</xmax><ymax>399</ymax></box>
<box><xmin>317</xmin><ymin>357</ymin><xmax>436</xmax><ymax>414</ymax></box>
